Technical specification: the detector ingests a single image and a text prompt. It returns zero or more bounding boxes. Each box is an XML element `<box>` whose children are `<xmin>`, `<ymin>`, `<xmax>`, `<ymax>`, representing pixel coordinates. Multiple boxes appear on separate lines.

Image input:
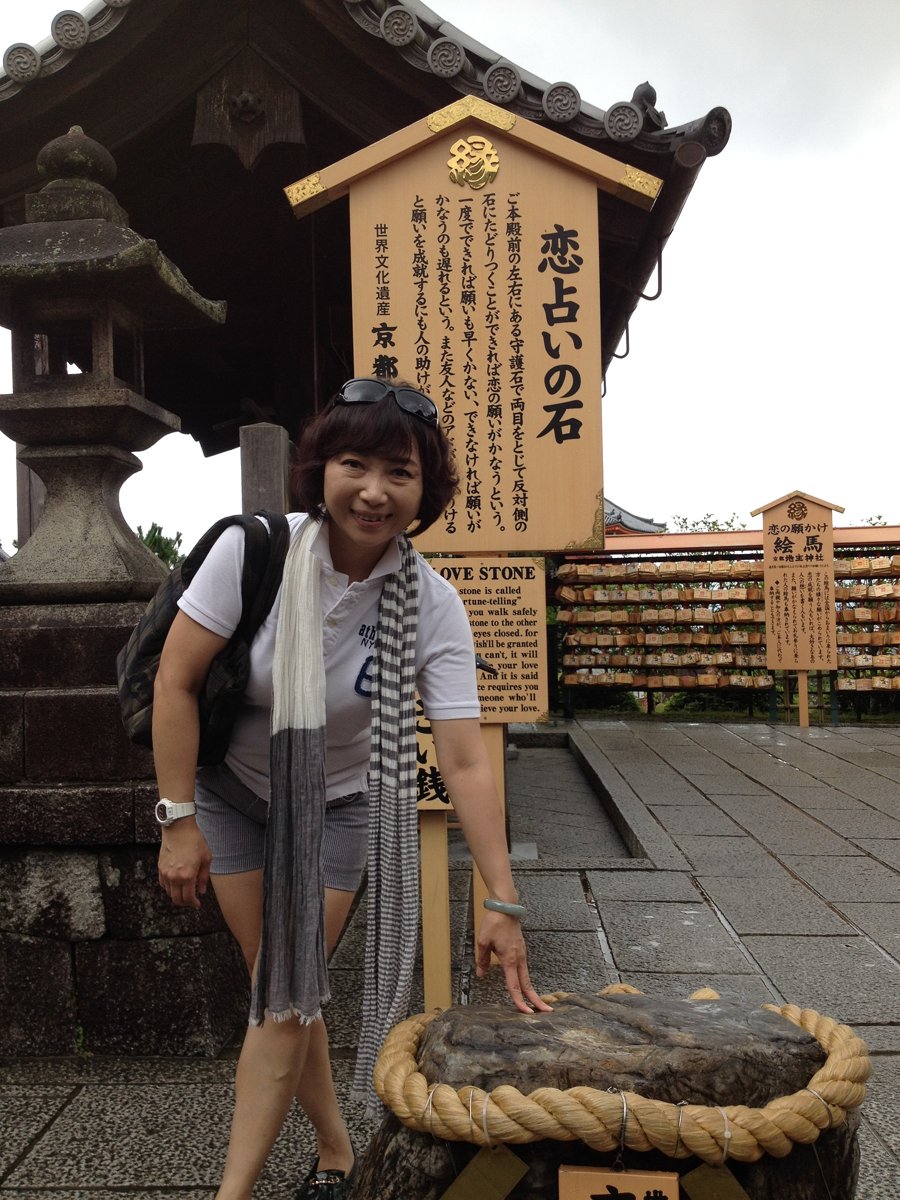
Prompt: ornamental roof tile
<box><xmin>0</xmin><ymin>2</ymin><xmax>131</xmax><ymax>100</ymax></box>
<box><xmin>1</xmin><ymin>1</ymin><xmax>731</xmax><ymax>162</ymax></box>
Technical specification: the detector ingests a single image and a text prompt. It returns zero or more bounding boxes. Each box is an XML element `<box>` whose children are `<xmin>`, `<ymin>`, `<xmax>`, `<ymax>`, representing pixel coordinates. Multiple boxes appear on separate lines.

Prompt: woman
<box><xmin>153</xmin><ymin>378</ymin><xmax>550</xmax><ymax>1200</ymax></box>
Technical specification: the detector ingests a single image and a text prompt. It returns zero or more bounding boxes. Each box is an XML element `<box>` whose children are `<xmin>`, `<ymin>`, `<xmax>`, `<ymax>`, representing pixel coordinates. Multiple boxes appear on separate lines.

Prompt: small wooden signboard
<box><xmin>751</xmin><ymin>490</ymin><xmax>844</xmax><ymax>727</ymax></box>
<box><xmin>558</xmin><ymin>1164</ymin><xmax>679</xmax><ymax>1199</ymax></box>
<box><xmin>430</xmin><ymin>556</ymin><xmax>549</xmax><ymax>722</ymax></box>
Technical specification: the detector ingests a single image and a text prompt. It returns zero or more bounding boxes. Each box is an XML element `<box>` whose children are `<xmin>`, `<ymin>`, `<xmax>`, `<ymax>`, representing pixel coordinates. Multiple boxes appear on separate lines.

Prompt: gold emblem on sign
<box><xmin>447</xmin><ymin>135</ymin><xmax>500</xmax><ymax>189</ymax></box>
<box><xmin>426</xmin><ymin>95</ymin><xmax>517</xmax><ymax>133</ymax></box>
<box><xmin>622</xmin><ymin>164</ymin><xmax>663</xmax><ymax>199</ymax></box>
<box><xmin>283</xmin><ymin>172</ymin><xmax>326</xmax><ymax>209</ymax></box>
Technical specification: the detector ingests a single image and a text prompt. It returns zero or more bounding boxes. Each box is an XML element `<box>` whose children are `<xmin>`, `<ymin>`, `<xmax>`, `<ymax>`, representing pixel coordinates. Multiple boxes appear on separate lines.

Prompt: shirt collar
<box><xmin>310</xmin><ymin>517</ymin><xmax>402</xmax><ymax>581</ymax></box>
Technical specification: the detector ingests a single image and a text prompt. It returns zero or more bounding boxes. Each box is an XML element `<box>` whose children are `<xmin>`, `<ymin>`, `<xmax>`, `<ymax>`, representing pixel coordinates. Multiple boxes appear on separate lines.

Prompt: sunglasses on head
<box><xmin>335</xmin><ymin>378</ymin><xmax>438</xmax><ymax>425</ymax></box>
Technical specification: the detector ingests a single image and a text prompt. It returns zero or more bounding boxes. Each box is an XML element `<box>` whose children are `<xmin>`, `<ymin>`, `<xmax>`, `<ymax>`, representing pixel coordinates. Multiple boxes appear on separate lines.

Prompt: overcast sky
<box><xmin>2</xmin><ymin>0</ymin><xmax>899</xmax><ymax>554</ymax></box>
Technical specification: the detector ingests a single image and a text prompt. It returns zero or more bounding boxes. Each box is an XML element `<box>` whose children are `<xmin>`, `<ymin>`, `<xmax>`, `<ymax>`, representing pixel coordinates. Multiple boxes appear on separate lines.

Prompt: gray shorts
<box><xmin>194</xmin><ymin>762</ymin><xmax>369</xmax><ymax>892</ymax></box>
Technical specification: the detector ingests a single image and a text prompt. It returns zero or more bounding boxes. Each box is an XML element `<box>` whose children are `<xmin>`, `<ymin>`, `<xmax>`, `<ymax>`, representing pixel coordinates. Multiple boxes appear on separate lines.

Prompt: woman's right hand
<box><xmin>158</xmin><ymin>818</ymin><xmax>212</xmax><ymax>909</ymax></box>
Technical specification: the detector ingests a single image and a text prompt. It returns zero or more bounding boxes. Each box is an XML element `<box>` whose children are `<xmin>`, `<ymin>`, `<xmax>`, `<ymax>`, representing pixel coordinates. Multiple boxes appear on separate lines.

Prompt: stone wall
<box><xmin>0</xmin><ymin>603</ymin><xmax>248</xmax><ymax>1056</ymax></box>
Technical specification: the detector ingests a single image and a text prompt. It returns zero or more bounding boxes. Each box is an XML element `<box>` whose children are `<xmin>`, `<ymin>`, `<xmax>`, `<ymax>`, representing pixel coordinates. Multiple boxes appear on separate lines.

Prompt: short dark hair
<box><xmin>290</xmin><ymin>384</ymin><xmax>459</xmax><ymax>537</ymax></box>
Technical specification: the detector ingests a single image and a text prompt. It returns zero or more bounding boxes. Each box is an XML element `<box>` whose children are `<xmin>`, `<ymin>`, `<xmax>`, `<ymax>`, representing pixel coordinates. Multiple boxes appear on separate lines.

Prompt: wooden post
<box><xmin>240</xmin><ymin>422</ymin><xmax>289</xmax><ymax>514</ymax></box>
<box><xmin>797</xmin><ymin>669</ymin><xmax>810</xmax><ymax>728</ymax></box>
<box><xmin>419</xmin><ymin>808</ymin><xmax>452</xmax><ymax>1011</ymax></box>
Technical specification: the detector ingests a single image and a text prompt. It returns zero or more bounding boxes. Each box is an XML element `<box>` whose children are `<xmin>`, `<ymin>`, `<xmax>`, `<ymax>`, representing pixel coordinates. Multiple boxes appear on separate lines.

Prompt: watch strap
<box><xmin>156</xmin><ymin>799</ymin><xmax>197</xmax><ymax>825</ymax></box>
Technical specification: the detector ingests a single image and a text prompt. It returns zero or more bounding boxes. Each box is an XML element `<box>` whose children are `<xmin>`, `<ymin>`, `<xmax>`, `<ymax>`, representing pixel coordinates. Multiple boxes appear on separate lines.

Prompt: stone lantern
<box><xmin>0</xmin><ymin>125</ymin><xmax>225</xmax><ymax>602</ymax></box>
<box><xmin>0</xmin><ymin>130</ymin><xmax>245</xmax><ymax>1059</ymax></box>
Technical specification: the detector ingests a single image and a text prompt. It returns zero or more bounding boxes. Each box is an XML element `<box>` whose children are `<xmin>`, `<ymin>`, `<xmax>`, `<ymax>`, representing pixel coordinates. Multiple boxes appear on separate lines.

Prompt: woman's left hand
<box><xmin>475</xmin><ymin>911</ymin><xmax>554</xmax><ymax>1014</ymax></box>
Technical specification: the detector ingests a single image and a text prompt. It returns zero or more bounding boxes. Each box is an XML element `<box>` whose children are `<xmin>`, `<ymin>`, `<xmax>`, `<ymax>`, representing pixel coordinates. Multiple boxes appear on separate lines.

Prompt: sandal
<box><xmin>295</xmin><ymin>1151</ymin><xmax>357</xmax><ymax>1199</ymax></box>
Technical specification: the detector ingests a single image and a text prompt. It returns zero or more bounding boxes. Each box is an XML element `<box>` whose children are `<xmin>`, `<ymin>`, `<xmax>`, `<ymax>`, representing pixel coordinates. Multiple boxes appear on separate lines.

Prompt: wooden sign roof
<box><xmin>750</xmin><ymin>491</ymin><xmax>845</xmax><ymax>517</ymax></box>
<box><xmin>285</xmin><ymin>95</ymin><xmax>662</xmax><ymax>216</ymax></box>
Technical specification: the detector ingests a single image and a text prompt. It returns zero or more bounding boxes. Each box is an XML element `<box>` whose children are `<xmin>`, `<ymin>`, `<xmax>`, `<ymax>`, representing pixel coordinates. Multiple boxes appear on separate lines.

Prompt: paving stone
<box><xmin>679</xmin><ymin>774</ymin><xmax>774</xmax><ymax>796</ymax></box>
<box><xmin>857</xmin><ymin>1117</ymin><xmax>900</xmax><ymax>1199</ymax></box>
<box><xmin>0</xmin><ymin>1193</ymin><xmax>215</xmax><ymax>1199</ymax></box>
<box><xmin>852</xmin><ymin>1024</ymin><xmax>900</xmax><ymax>1053</ymax></box>
<box><xmin>2</xmin><ymin>1082</ymin><xmax>234</xmax><ymax>1188</ymax></box>
<box><xmin>698</xmin><ymin>874</ymin><xmax>854</xmax><ymax>936</ymax></box>
<box><xmin>770</xmin><ymin>784</ymin><xmax>869</xmax><ymax>811</ymax></box>
<box><xmin>741</xmin><ymin>934</ymin><xmax>900</xmax><ymax>1022</ymax></box>
<box><xmin>734</xmin><ymin>766</ymin><xmax>817</xmax><ymax>792</ymax></box>
<box><xmin>855</xmin><ymin>839</ymin><xmax>900</xmax><ymax>871</ymax></box>
<box><xmin>811</xmin><ymin>809</ymin><xmax>900</xmax><ymax>838</ymax></box>
<box><xmin>512</xmin><ymin>873</ymin><xmax>599</xmax><ymax>931</ymax></box>
<box><xmin>655</xmin><ymin>751</ymin><xmax>718</xmax><ymax>771</ymax></box>
<box><xmin>506</xmin><ymin>747</ymin><xmax>629</xmax><ymax>858</ymax></box>
<box><xmin>466</xmin><ymin>931</ymin><xmax>614</xmax><ymax>1004</ymax></box>
<box><xmin>709</xmin><ymin>794</ymin><xmax>858</xmax><ymax>854</ymax></box>
<box><xmin>829</xmin><ymin>777</ymin><xmax>900</xmax><ymax>805</ymax></box>
<box><xmin>0</xmin><ymin>1086</ymin><xmax>72</xmax><ymax>1177</ymax></box>
<box><xmin>646</xmin><ymin>803</ymin><xmax>742</xmax><ymax>836</ymax></box>
<box><xmin>619</xmin><ymin>971</ymin><xmax>776</xmax><ymax>1006</ymax></box>
<box><xmin>2</xmin><ymin>1058</ymin><xmax>378</xmax><ymax>1199</ymax></box>
<box><xmin>834</xmin><ymin>903</ymin><xmax>900</xmax><ymax>957</ymax></box>
<box><xmin>587</xmin><ymin>869</ymin><xmax>699</xmax><ymax>903</ymax></box>
<box><xmin>0</xmin><ymin>1058</ymin><xmax>237</xmax><ymax>1087</ymax></box>
<box><xmin>784</xmin><ymin>854</ymin><xmax>900</xmax><ymax>901</ymax></box>
<box><xmin>669</xmin><ymin>834</ymin><xmax>787</xmax><ymax>876</ymax></box>
<box><xmin>856</xmin><ymin>1057</ymin><xmax>900</xmax><ymax>1160</ymax></box>
<box><xmin>518</xmin><ymin>930</ymin><xmax>613</xmax><ymax>996</ymax></box>
<box><xmin>600</xmin><ymin>899</ymin><xmax>750</xmax><ymax>975</ymax></box>
<box><xmin>609</xmin><ymin>772</ymin><xmax>708</xmax><ymax>805</ymax></box>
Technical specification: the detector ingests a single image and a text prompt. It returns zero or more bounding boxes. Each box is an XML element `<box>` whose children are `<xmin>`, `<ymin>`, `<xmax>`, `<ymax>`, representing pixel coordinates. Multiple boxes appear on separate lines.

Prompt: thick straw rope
<box><xmin>374</xmin><ymin>985</ymin><xmax>870</xmax><ymax>1166</ymax></box>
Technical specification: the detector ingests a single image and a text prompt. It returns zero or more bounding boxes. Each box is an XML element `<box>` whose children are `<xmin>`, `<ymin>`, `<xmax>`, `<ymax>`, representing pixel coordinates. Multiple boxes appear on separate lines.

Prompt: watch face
<box><xmin>155</xmin><ymin>800</ymin><xmax>171</xmax><ymax>824</ymax></box>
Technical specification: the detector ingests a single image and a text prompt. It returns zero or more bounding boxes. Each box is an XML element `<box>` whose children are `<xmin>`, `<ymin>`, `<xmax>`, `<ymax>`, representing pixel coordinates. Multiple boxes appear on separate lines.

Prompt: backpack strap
<box><xmin>180</xmin><ymin>512</ymin><xmax>290</xmax><ymax>645</ymax></box>
<box><xmin>180</xmin><ymin>514</ymin><xmax>258</xmax><ymax>589</ymax></box>
<box><xmin>236</xmin><ymin>511</ymin><xmax>291</xmax><ymax>642</ymax></box>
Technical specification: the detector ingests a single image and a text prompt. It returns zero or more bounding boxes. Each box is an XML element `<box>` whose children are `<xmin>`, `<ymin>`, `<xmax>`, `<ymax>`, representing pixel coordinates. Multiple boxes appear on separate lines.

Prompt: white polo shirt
<box><xmin>178</xmin><ymin>513</ymin><xmax>479</xmax><ymax>801</ymax></box>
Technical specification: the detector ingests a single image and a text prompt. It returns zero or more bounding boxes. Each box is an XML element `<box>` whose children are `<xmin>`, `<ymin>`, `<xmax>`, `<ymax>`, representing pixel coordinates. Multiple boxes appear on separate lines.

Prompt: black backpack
<box><xmin>116</xmin><ymin>511</ymin><xmax>291</xmax><ymax>766</ymax></box>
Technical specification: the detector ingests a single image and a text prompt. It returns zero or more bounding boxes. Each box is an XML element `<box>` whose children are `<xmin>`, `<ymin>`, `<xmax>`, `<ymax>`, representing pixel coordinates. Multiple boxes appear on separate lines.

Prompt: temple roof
<box><xmin>0</xmin><ymin>0</ymin><xmax>731</xmax><ymax>454</ymax></box>
<box><xmin>1</xmin><ymin>1</ymin><xmax>731</xmax><ymax>159</ymax></box>
<box><xmin>604</xmin><ymin>498</ymin><xmax>666</xmax><ymax>536</ymax></box>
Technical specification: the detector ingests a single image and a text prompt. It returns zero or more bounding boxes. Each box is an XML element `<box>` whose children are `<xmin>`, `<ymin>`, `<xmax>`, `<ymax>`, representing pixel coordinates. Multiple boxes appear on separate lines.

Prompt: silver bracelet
<box><xmin>483</xmin><ymin>897</ymin><xmax>526</xmax><ymax>920</ymax></box>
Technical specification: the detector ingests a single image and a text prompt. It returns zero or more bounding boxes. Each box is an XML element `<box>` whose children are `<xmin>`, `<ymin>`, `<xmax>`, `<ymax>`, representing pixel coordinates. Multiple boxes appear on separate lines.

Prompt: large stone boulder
<box><xmin>358</xmin><ymin>990</ymin><xmax>868</xmax><ymax>1199</ymax></box>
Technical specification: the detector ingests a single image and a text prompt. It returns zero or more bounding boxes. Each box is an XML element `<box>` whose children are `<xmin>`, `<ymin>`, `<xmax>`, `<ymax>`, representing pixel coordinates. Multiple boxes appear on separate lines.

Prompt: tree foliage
<box><xmin>668</xmin><ymin>513</ymin><xmax>747</xmax><ymax>533</ymax></box>
<box><xmin>138</xmin><ymin>522</ymin><xmax>184</xmax><ymax>569</ymax></box>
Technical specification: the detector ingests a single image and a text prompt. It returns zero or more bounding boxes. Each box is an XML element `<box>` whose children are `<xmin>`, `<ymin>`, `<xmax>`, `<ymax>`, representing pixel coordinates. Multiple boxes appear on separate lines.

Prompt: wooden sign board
<box><xmin>558</xmin><ymin>1164</ymin><xmax>679</xmax><ymax>1199</ymax></box>
<box><xmin>415</xmin><ymin>694</ymin><xmax>451</xmax><ymax>811</ymax></box>
<box><xmin>431</xmin><ymin>556</ymin><xmax>549</xmax><ymax>722</ymax></box>
<box><xmin>350</xmin><ymin>134</ymin><xmax>602</xmax><ymax>553</ymax></box>
<box><xmin>416</xmin><ymin>556</ymin><xmax>547</xmax><ymax>809</ymax></box>
<box><xmin>753</xmin><ymin>491</ymin><xmax>842</xmax><ymax>671</ymax></box>
<box><xmin>287</xmin><ymin>100</ymin><xmax>661</xmax><ymax>552</ymax></box>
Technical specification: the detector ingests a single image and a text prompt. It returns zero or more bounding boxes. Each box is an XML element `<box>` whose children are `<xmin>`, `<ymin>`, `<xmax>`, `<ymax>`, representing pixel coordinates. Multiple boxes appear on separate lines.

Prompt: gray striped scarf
<box><xmin>250</xmin><ymin>518</ymin><xmax>420</xmax><ymax>1116</ymax></box>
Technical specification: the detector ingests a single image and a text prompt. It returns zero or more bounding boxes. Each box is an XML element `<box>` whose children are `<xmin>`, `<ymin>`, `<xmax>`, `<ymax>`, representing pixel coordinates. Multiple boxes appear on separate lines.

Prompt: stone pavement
<box><xmin>2</xmin><ymin>719</ymin><xmax>900</xmax><ymax>1197</ymax></box>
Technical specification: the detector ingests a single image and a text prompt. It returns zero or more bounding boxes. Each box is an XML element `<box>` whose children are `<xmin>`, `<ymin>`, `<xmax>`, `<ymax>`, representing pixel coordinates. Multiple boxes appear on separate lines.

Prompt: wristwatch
<box><xmin>155</xmin><ymin>798</ymin><xmax>197</xmax><ymax>827</ymax></box>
